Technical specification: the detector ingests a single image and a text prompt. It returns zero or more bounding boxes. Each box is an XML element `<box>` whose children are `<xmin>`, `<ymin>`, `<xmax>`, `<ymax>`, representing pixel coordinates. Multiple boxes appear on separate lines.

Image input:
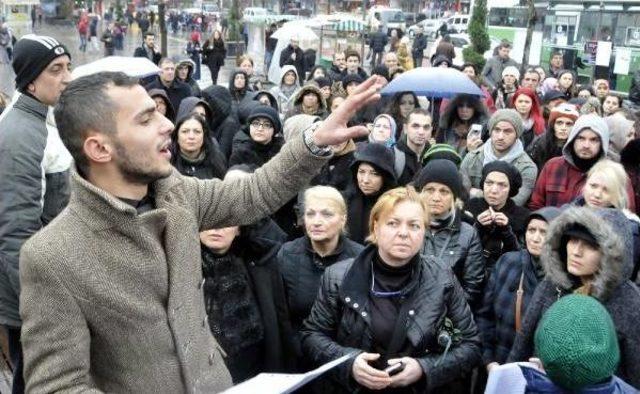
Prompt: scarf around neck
<box><xmin>483</xmin><ymin>138</ymin><xmax>524</xmax><ymax>166</ymax></box>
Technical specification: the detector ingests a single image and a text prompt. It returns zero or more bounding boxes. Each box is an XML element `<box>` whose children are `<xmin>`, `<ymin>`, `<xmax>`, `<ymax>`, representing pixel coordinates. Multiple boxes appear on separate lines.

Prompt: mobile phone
<box><xmin>468</xmin><ymin>123</ymin><xmax>482</xmax><ymax>140</ymax></box>
<box><xmin>384</xmin><ymin>361</ymin><xmax>405</xmax><ymax>376</ymax></box>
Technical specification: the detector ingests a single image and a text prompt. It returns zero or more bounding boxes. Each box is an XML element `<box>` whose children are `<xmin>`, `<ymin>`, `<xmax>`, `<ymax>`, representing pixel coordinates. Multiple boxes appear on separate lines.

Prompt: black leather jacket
<box><xmin>300</xmin><ymin>245</ymin><xmax>481</xmax><ymax>393</ymax></box>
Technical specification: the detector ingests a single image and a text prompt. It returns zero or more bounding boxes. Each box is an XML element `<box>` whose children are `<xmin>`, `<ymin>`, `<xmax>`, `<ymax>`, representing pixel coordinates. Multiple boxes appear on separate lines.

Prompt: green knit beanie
<box><xmin>534</xmin><ymin>294</ymin><xmax>620</xmax><ymax>390</ymax></box>
<box><xmin>421</xmin><ymin>143</ymin><xmax>462</xmax><ymax>167</ymax></box>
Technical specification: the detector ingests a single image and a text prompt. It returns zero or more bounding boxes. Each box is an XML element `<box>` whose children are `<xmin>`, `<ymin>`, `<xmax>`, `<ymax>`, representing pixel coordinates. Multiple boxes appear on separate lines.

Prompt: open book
<box><xmin>223</xmin><ymin>353</ymin><xmax>356</xmax><ymax>394</ymax></box>
<box><xmin>485</xmin><ymin>362</ymin><xmax>541</xmax><ymax>394</ymax></box>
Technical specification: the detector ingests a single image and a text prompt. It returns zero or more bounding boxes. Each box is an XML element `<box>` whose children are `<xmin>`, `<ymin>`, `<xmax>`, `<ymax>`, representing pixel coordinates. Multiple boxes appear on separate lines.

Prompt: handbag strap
<box><xmin>515</xmin><ymin>271</ymin><xmax>525</xmax><ymax>333</ymax></box>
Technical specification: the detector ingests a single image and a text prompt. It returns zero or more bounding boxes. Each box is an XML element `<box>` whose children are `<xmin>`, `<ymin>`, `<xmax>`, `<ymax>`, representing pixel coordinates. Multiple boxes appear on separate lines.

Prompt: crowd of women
<box><xmin>147</xmin><ymin>39</ymin><xmax>640</xmax><ymax>392</ymax></box>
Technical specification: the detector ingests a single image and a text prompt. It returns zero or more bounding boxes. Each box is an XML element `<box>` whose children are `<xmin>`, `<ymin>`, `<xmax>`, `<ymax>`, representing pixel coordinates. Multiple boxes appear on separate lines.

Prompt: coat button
<box><xmin>345</xmin><ymin>297</ymin><xmax>351</xmax><ymax>303</ymax></box>
<box><xmin>361</xmin><ymin>311</ymin><xmax>367</xmax><ymax>317</ymax></box>
<box><xmin>208</xmin><ymin>353</ymin><xmax>214</xmax><ymax>365</ymax></box>
<box><xmin>408</xmin><ymin>310</ymin><xmax>415</xmax><ymax>316</ymax></box>
<box><xmin>353</xmin><ymin>303</ymin><xmax>359</xmax><ymax>308</ymax></box>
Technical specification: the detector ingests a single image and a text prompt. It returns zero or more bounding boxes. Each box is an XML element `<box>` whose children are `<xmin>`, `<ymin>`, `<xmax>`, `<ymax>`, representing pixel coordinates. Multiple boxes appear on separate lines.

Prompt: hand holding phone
<box><xmin>384</xmin><ymin>361</ymin><xmax>405</xmax><ymax>376</ymax></box>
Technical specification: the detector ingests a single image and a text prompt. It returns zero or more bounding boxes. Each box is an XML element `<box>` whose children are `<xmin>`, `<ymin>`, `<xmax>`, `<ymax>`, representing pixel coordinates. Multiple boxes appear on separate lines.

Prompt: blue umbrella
<box><xmin>381</xmin><ymin>67</ymin><xmax>483</xmax><ymax>99</ymax></box>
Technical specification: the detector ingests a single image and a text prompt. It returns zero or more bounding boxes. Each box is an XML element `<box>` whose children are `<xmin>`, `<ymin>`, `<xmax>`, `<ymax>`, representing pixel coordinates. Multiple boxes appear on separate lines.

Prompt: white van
<box><xmin>445</xmin><ymin>14</ymin><xmax>470</xmax><ymax>33</ymax></box>
<box><xmin>368</xmin><ymin>7</ymin><xmax>406</xmax><ymax>34</ymax></box>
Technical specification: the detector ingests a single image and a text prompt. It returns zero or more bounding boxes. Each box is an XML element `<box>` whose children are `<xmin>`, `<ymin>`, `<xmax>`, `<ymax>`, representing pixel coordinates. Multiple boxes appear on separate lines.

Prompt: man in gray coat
<box><xmin>481</xmin><ymin>41</ymin><xmax>518</xmax><ymax>90</ymax></box>
<box><xmin>460</xmin><ymin>109</ymin><xmax>538</xmax><ymax>206</ymax></box>
<box><xmin>0</xmin><ymin>34</ymin><xmax>72</xmax><ymax>394</ymax></box>
<box><xmin>18</xmin><ymin>71</ymin><xmax>384</xmax><ymax>393</ymax></box>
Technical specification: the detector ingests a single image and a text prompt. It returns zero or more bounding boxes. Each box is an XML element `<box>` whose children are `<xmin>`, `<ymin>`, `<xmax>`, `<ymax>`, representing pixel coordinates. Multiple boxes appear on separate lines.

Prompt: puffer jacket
<box><xmin>0</xmin><ymin>93</ymin><xmax>72</xmax><ymax>327</ymax></box>
<box><xmin>300</xmin><ymin>245</ymin><xmax>482</xmax><ymax>393</ymax></box>
<box><xmin>269</xmin><ymin>65</ymin><xmax>301</xmax><ymax>116</ymax></box>
<box><xmin>421</xmin><ymin>211</ymin><xmax>485</xmax><ymax>308</ymax></box>
<box><xmin>277</xmin><ymin>235</ymin><xmax>363</xmax><ymax>360</ymax></box>
<box><xmin>508</xmin><ymin>207</ymin><xmax>640</xmax><ymax>389</ymax></box>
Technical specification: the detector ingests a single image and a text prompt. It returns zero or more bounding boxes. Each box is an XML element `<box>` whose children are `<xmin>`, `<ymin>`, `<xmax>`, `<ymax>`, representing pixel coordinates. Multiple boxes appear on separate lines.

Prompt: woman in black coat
<box><xmin>477</xmin><ymin>207</ymin><xmax>560</xmax><ymax>370</ymax></box>
<box><xmin>344</xmin><ymin>143</ymin><xmax>398</xmax><ymax>244</ymax></box>
<box><xmin>310</xmin><ymin>139</ymin><xmax>356</xmax><ymax>193</ymax></box>
<box><xmin>202</xmin><ymin>30</ymin><xmax>226</xmax><ymax>85</ymax></box>
<box><xmin>200</xmin><ymin>217</ymin><xmax>293</xmax><ymax>383</ymax></box>
<box><xmin>228</xmin><ymin>105</ymin><xmax>283</xmax><ymax>168</ymax></box>
<box><xmin>301</xmin><ymin>187</ymin><xmax>481</xmax><ymax>393</ymax></box>
<box><xmin>466</xmin><ymin>161</ymin><xmax>530</xmax><ymax>271</ymax></box>
<box><xmin>170</xmin><ymin>113</ymin><xmax>227</xmax><ymax>180</ymax></box>
<box><xmin>278</xmin><ymin>186</ymin><xmax>363</xmax><ymax>363</ymax></box>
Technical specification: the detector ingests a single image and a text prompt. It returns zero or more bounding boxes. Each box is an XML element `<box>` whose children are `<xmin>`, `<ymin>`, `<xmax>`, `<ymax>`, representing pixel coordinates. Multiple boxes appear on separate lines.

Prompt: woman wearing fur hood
<box><xmin>283</xmin><ymin>84</ymin><xmax>328</xmax><ymax>121</ymax></box>
<box><xmin>508</xmin><ymin>207</ymin><xmax>640</xmax><ymax>389</ymax></box>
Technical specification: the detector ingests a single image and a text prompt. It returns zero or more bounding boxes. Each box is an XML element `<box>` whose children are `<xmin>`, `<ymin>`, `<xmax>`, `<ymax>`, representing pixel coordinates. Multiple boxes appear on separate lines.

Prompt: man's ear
<box><xmin>83</xmin><ymin>132</ymin><xmax>115</xmax><ymax>164</ymax></box>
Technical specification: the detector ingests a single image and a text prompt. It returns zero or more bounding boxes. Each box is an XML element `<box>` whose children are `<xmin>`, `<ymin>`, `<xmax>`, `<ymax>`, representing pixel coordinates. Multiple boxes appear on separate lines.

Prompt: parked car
<box><xmin>407</xmin><ymin>18</ymin><xmax>441</xmax><ymax>38</ymax></box>
<box><xmin>444</xmin><ymin>14</ymin><xmax>470</xmax><ymax>33</ymax></box>
<box><xmin>428</xmin><ymin>33</ymin><xmax>500</xmax><ymax>67</ymax></box>
<box><xmin>368</xmin><ymin>7</ymin><xmax>406</xmax><ymax>34</ymax></box>
<box><xmin>404</xmin><ymin>12</ymin><xmax>426</xmax><ymax>26</ymax></box>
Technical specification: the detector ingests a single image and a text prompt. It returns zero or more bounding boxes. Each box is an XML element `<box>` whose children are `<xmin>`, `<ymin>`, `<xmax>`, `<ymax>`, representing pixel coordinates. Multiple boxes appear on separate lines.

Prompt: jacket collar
<box><xmin>304</xmin><ymin>234</ymin><xmax>347</xmax><ymax>258</ymax></box>
<box><xmin>14</xmin><ymin>92</ymin><xmax>49</xmax><ymax>120</ymax></box>
<box><xmin>68</xmin><ymin>167</ymin><xmax>185</xmax><ymax>231</ymax></box>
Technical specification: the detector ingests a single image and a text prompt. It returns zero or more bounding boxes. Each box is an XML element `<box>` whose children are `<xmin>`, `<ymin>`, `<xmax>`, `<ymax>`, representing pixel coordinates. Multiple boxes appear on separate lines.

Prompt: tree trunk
<box><xmin>159</xmin><ymin>0</ymin><xmax>167</xmax><ymax>57</ymax></box>
<box><xmin>520</xmin><ymin>0</ymin><xmax>535</xmax><ymax>73</ymax></box>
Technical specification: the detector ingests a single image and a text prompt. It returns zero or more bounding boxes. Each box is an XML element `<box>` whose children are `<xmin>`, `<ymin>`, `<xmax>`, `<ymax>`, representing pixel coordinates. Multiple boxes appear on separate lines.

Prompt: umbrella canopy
<box><xmin>72</xmin><ymin>56</ymin><xmax>160</xmax><ymax>79</ymax></box>
<box><xmin>381</xmin><ymin>67</ymin><xmax>483</xmax><ymax>99</ymax></box>
<box><xmin>271</xmin><ymin>24</ymin><xmax>318</xmax><ymax>42</ymax></box>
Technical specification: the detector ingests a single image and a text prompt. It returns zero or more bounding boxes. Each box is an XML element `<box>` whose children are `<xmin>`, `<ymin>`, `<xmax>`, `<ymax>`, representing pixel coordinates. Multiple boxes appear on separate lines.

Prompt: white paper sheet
<box><xmin>484</xmin><ymin>362</ymin><xmax>540</xmax><ymax>394</ymax></box>
<box><xmin>596</xmin><ymin>41</ymin><xmax>613</xmax><ymax>66</ymax></box>
<box><xmin>614</xmin><ymin>47</ymin><xmax>632</xmax><ymax>75</ymax></box>
<box><xmin>223</xmin><ymin>353</ymin><xmax>355</xmax><ymax>394</ymax></box>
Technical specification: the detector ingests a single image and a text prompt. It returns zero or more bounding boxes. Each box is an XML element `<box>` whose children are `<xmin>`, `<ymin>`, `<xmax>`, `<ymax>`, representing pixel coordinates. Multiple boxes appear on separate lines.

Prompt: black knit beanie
<box><xmin>413</xmin><ymin>159</ymin><xmax>463</xmax><ymax>198</ymax></box>
<box><xmin>247</xmin><ymin>105</ymin><xmax>282</xmax><ymax>136</ymax></box>
<box><xmin>12</xmin><ymin>34</ymin><xmax>71</xmax><ymax>92</ymax></box>
<box><xmin>480</xmin><ymin>161</ymin><xmax>522</xmax><ymax>197</ymax></box>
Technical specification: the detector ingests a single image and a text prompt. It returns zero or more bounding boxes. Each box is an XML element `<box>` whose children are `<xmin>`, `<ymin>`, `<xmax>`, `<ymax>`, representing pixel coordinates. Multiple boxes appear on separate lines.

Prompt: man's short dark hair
<box><xmin>551</xmin><ymin>50</ymin><xmax>563</xmax><ymax>59</ymax></box>
<box><xmin>345</xmin><ymin>50</ymin><xmax>360</xmax><ymax>62</ymax></box>
<box><xmin>499</xmin><ymin>40</ymin><xmax>512</xmax><ymax>49</ymax></box>
<box><xmin>405</xmin><ymin>108</ymin><xmax>431</xmax><ymax>124</ymax></box>
<box><xmin>143</xmin><ymin>31</ymin><xmax>155</xmax><ymax>39</ymax></box>
<box><xmin>55</xmin><ymin>72</ymin><xmax>139</xmax><ymax>176</ymax></box>
<box><xmin>158</xmin><ymin>57</ymin><xmax>174</xmax><ymax>67</ymax></box>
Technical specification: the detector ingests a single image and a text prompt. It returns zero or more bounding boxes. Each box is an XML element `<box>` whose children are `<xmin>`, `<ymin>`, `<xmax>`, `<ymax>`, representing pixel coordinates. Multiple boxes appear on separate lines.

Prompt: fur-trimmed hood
<box><xmin>292</xmin><ymin>84</ymin><xmax>327</xmax><ymax>111</ymax></box>
<box><xmin>541</xmin><ymin>207</ymin><xmax>633</xmax><ymax>301</ymax></box>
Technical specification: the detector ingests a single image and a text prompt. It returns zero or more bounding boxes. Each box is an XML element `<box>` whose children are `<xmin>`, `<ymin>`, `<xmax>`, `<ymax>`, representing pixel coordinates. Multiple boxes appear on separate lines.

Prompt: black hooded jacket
<box><xmin>202</xmin><ymin>85</ymin><xmax>241</xmax><ymax>159</ymax></box>
<box><xmin>344</xmin><ymin>144</ymin><xmax>398</xmax><ymax>244</ymax></box>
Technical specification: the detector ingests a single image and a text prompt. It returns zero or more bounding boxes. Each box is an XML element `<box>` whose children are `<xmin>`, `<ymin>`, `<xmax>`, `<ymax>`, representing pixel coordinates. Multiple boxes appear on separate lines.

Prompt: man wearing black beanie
<box><xmin>0</xmin><ymin>34</ymin><xmax>72</xmax><ymax>394</ymax></box>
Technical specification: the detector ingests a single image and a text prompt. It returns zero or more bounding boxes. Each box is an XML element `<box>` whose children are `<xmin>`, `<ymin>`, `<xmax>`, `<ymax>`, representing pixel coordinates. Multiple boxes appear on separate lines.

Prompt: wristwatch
<box><xmin>303</xmin><ymin>122</ymin><xmax>333</xmax><ymax>157</ymax></box>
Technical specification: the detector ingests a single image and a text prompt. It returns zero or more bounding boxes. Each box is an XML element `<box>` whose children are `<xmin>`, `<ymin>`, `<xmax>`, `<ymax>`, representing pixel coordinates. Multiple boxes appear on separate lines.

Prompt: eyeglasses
<box><xmin>250</xmin><ymin>121</ymin><xmax>274</xmax><ymax>129</ymax></box>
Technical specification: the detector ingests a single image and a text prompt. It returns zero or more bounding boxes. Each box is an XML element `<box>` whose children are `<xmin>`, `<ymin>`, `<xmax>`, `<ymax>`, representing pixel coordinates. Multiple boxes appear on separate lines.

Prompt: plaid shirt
<box><xmin>476</xmin><ymin>250</ymin><xmax>542</xmax><ymax>365</ymax></box>
<box><xmin>529</xmin><ymin>156</ymin><xmax>636</xmax><ymax>211</ymax></box>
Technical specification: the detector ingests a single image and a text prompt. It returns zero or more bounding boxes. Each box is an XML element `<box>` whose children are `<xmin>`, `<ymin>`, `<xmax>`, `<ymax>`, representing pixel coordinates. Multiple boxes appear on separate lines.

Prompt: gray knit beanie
<box><xmin>488</xmin><ymin>109</ymin><xmax>524</xmax><ymax>137</ymax></box>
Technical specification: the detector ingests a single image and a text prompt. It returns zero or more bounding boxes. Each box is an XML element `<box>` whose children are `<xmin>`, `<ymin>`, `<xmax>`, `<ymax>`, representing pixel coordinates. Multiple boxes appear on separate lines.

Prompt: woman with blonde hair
<box><xmin>278</xmin><ymin>186</ymin><xmax>364</xmax><ymax>363</ymax></box>
<box><xmin>577</xmin><ymin>159</ymin><xmax>640</xmax><ymax>282</ymax></box>
<box><xmin>301</xmin><ymin>186</ymin><xmax>481</xmax><ymax>392</ymax></box>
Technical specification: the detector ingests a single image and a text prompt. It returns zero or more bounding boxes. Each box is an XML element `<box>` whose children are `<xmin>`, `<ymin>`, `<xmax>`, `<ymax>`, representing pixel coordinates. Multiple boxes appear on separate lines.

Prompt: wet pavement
<box><xmin>0</xmin><ymin>20</ymin><xmax>232</xmax><ymax>97</ymax></box>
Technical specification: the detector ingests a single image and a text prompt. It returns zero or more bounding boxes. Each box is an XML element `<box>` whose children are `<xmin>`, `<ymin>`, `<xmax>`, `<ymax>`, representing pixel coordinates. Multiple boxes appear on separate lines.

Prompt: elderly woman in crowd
<box><xmin>508</xmin><ymin>206</ymin><xmax>640</xmax><ymax>388</ymax></box>
<box><xmin>301</xmin><ymin>187</ymin><xmax>481</xmax><ymax>393</ymax></box>
<box><xmin>278</xmin><ymin>186</ymin><xmax>364</xmax><ymax>363</ymax></box>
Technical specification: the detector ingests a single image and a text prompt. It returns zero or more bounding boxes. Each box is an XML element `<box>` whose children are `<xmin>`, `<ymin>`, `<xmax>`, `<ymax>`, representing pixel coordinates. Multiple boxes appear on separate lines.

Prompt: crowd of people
<box><xmin>0</xmin><ymin>25</ymin><xmax>640</xmax><ymax>394</ymax></box>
